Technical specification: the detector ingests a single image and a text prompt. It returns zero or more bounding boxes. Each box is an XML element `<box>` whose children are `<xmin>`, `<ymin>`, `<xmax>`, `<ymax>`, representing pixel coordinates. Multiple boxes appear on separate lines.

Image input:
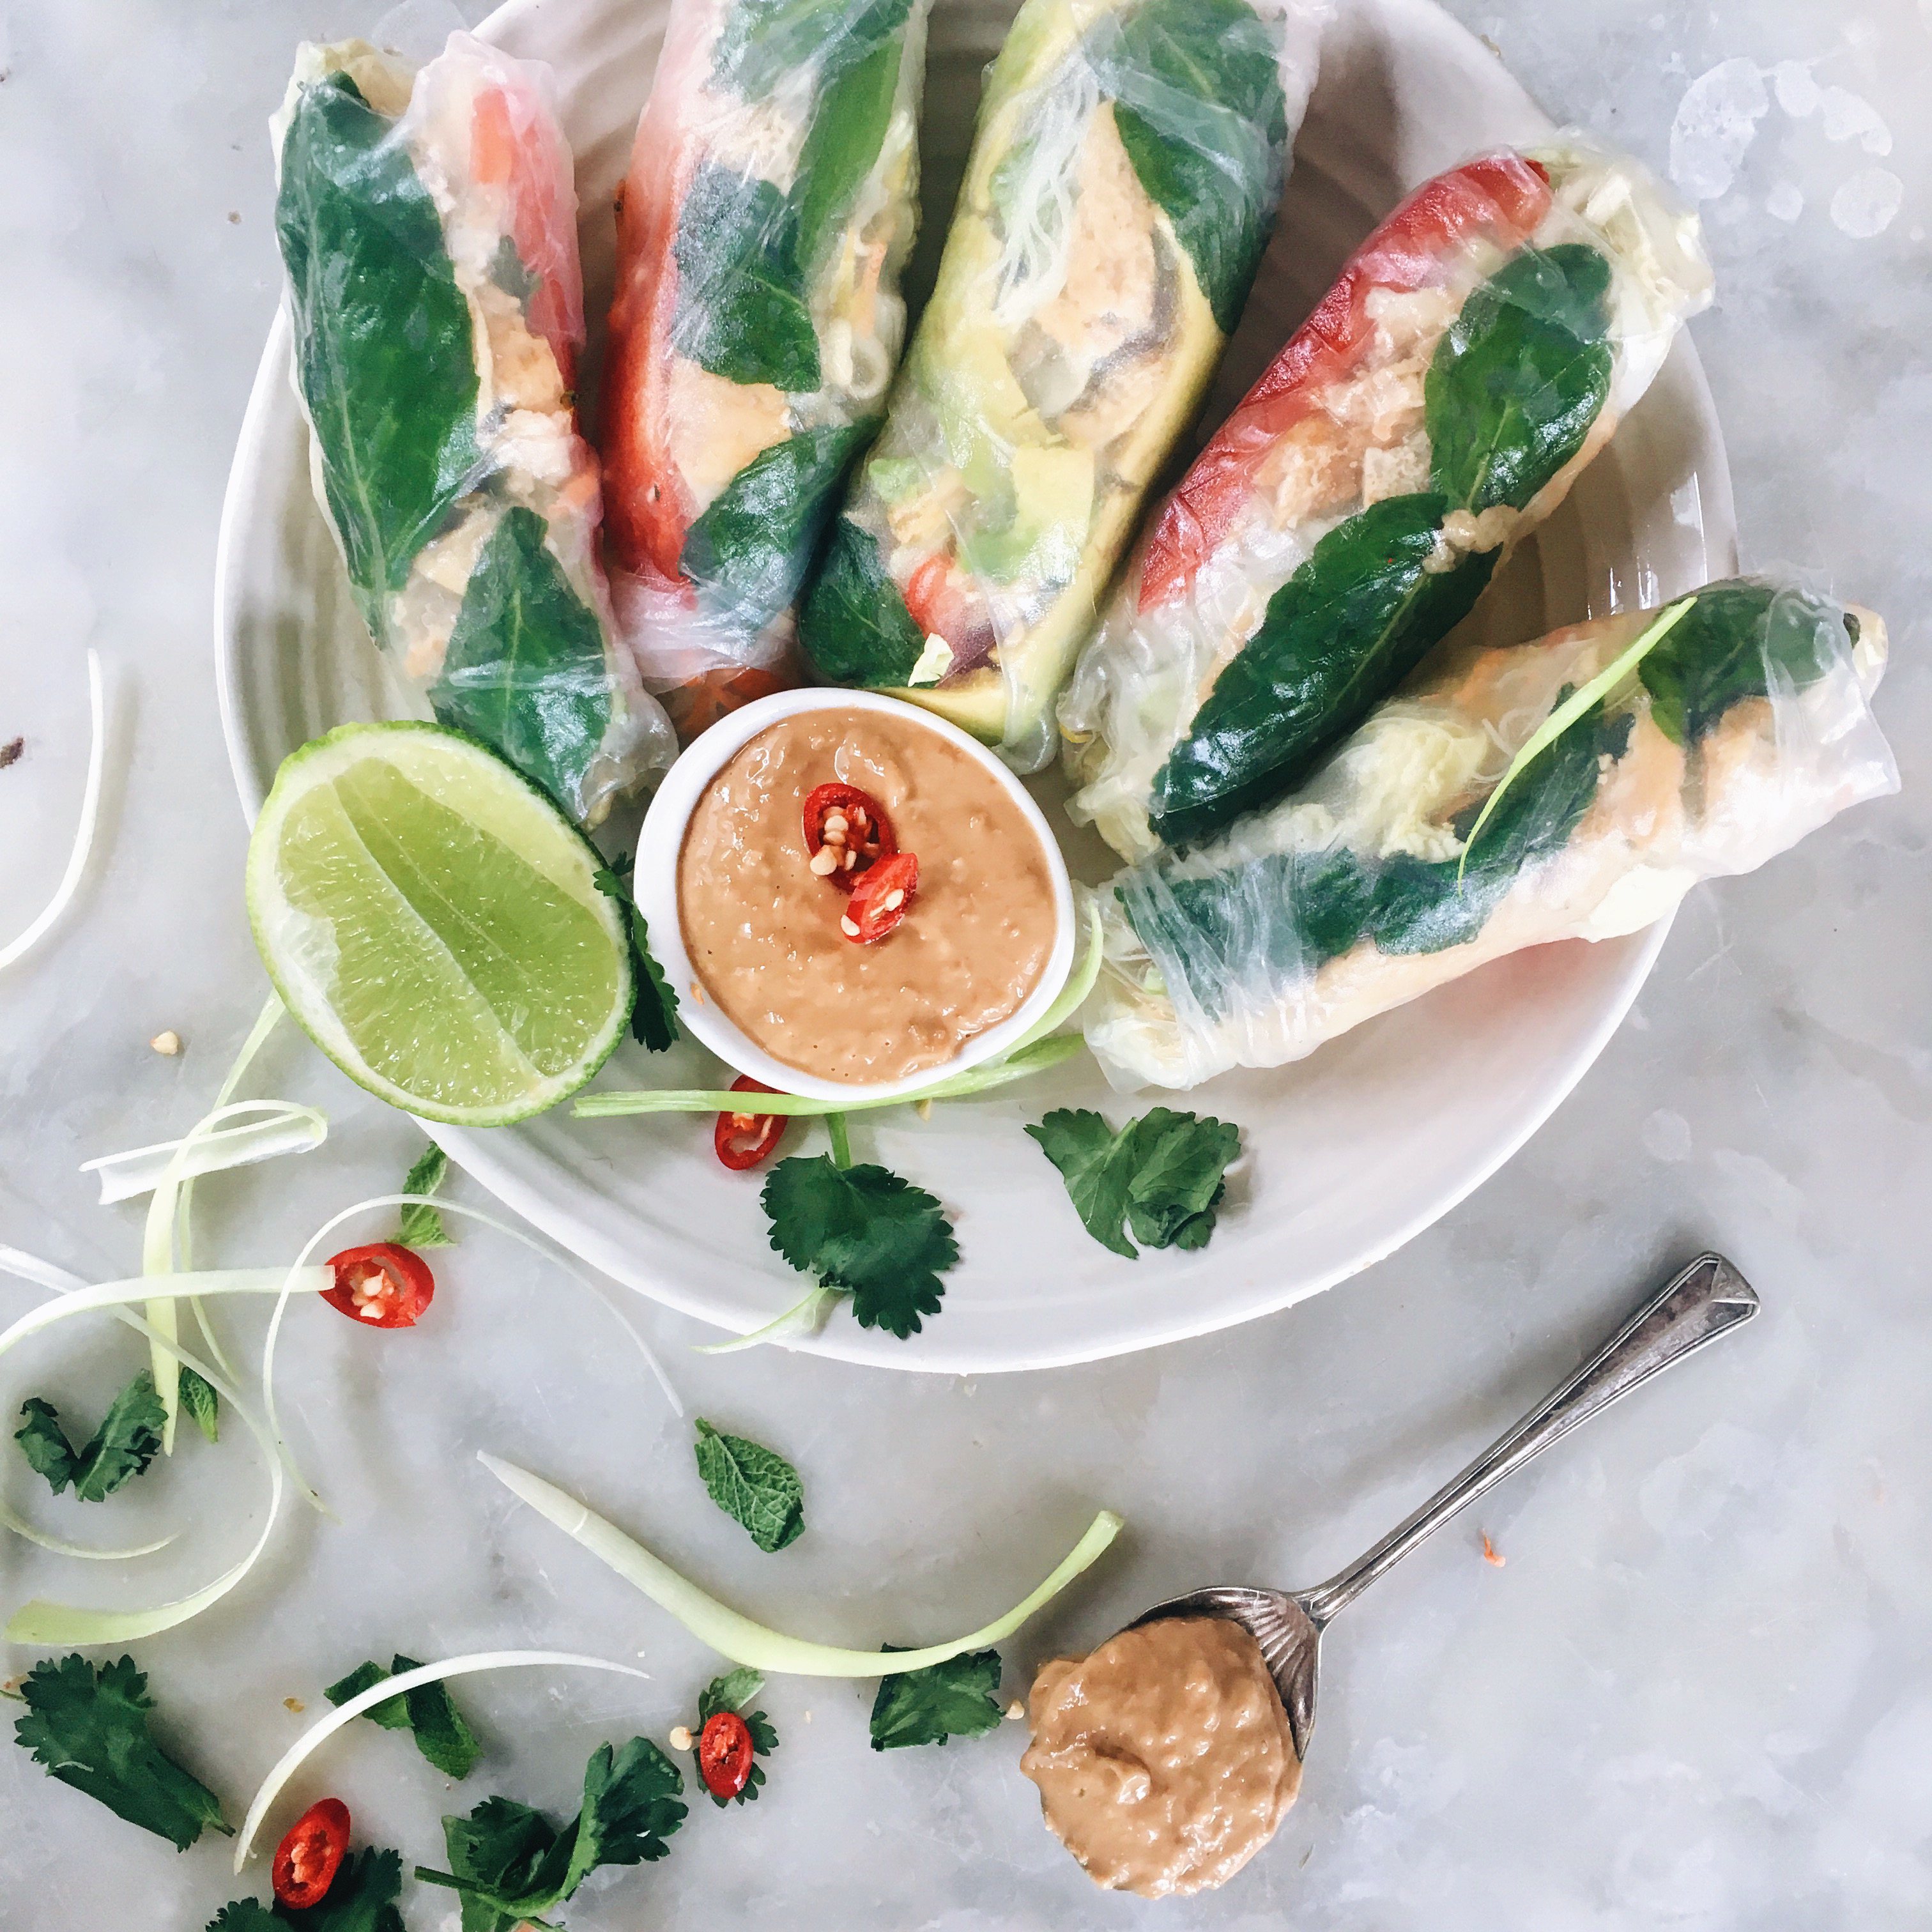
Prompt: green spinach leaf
<box><xmin>673</xmin><ymin>162</ymin><xmax>820</xmax><ymax>393</ymax></box>
<box><xmin>761</xmin><ymin>1154</ymin><xmax>957</xmax><ymax>1337</ymax></box>
<box><xmin>1425</xmin><ymin>241</ymin><xmax>1613</xmax><ymax>515</ymax></box>
<box><xmin>693</xmin><ymin>1418</ymin><xmax>805</xmax><ymax>1552</ymax></box>
<box><xmin>275</xmin><ymin>73</ymin><xmax>480</xmax><ymax>624</ymax></box>
<box><xmin>14</xmin><ymin>1653</ymin><xmax>230</xmax><ymax>1850</ymax></box>
<box><xmin>1028</xmin><ymin>1108</ymin><xmax>1239</xmax><ymax>1257</ymax></box>
<box><xmin>431</xmin><ymin>506</ymin><xmax>613</xmax><ymax>819</ymax></box>
<box><xmin>799</xmin><ymin>519</ymin><xmax>927</xmax><ymax>687</ymax></box>
<box><xmin>682</xmin><ymin>422</ymin><xmax>877</xmax><ymax>632</ymax></box>
<box><xmin>1101</xmin><ymin>0</ymin><xmax>1288</xmax><ymax>332</ymax></box>
<box><xmin>868</xmin><ymin>1646</ymin><xmax>1004</xmax><ymax>1751</ymax></box>
<box><xmin>1639</xmin><ymin>578</ymin><xmax>1846</xmax><ymax>746</ymax></box>
<box><xmin>1151</xmin><ymin>493</ymin><xmax>1495</xmax><ymax>845</ymax></box>
<box><xmin>15</xmin><ymin>1373</ymin><xmax>166</xmax><ymax>1502</ymax></box>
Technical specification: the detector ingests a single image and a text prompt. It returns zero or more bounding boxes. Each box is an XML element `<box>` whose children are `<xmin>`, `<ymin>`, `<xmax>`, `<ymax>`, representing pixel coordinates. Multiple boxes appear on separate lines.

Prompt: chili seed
<box><xmin>823</xmin><ymin>812</ymin><xmax>848</xmax><ymax>835</ymax></box>
<box><xmin>841</xmin><ymin>916</ymin><xmax>861</xmax><ymax>938</ymax></box>
<box><xmin>882</xmin><ymin>889</ymin><xmax>904</xmax><ymax>910</ymax></box>
<box><xmin>809</xmin><ymin>847</ymin><xmax>838</xmax><ymax>875</ymax></box>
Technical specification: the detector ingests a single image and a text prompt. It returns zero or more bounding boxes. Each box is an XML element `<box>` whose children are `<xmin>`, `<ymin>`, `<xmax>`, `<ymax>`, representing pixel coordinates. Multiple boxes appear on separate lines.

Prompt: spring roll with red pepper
<box><xmin>799</xmin><ymin>0</ymin><xmax>1328</xmax><ymax>772</ymax></box>
<box><xmin>1084</xmin><ymin>577</ymin><xmax>1896</xmax><ymax>1091</ymax></box>
<box><xmin>272</xmin><ymin>34</ymin><xmax>672</xmax><ymax>824</ymax></box>
<box><xmin>601</xmin><ymin>0</ymin><xmax>931</xmax><ymax>740</ymax></box>
<box><xmin>1061</xmin><ymin>141</ymin><xmax>1713</xmax><ymax>859</ymax></box>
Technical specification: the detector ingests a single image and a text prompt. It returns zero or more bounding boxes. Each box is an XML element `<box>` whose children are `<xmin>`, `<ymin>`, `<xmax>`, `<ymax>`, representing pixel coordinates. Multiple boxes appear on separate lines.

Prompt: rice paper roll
<box><xmin>601</xmin><ymin>0</ymin><xmax>931</xmax><ymax>739</ymax></box>
<box><xmin>800</xmin><ymin>0</ymin><xmax>1328</xmax><ymax>771</ymax></box>
<box><xmin>1061</xmin><ymin>141</ymin><xmax>1715</xmax><ymax>859</ymax></box>
<box><xmin>1084</xmin><ymin>576</ymin><xmax>1897</xmax><ymax>1091</ymax></box>
<box><xmin>271</xmin><ymin>35</ymin><xmax>672</xmax><ymax>827</ymax></box>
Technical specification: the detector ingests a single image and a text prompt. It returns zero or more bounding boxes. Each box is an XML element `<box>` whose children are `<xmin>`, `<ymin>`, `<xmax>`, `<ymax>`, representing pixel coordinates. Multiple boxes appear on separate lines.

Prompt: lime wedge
<box><xmin>247</xmin><ymin>723</ymin><xmax>632</xmax><ymax>1126</ymax></box>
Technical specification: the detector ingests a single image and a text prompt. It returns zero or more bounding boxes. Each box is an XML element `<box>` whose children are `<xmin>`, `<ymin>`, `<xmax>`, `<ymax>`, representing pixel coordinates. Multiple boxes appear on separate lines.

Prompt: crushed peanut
<box><xmin>150</xmin><ymin>1030</ymin><xmax>182</xmax><ymax>1056</ymax></box>
<box><xmin>284</xmin><ymin>1698</ymin><xmax>306</xmax><ymax>1713</ymax></box>
<box><xmin>840</xmin><ymin>916</ymin><xmax>861</xmax><ymax>938</ymax></box>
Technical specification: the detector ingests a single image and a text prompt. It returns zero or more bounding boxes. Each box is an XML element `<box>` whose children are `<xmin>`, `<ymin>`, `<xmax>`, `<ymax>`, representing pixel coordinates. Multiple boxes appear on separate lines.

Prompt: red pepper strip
<box><xmin>1136</xmin><ymin>152</ymin><xmax>1554</xmax><ymax>611</ymax></box>
<box><xmin>698</xmin><ymin>1710</ymin><xmax>756</xmax><ymax>1798</ymax></box>
<box><xmin>321</xmin><ymin>1243</ymin><xmax>435</xmax><ymax>1329</ymax></box>
<box><xmin>843</xmin><ymin>850</ymin><xmax>918</xmax><ymax>945</ymax></box>
<box><xmin>802</xmin><ymin>782</ymin><xmax>896</xmax><ymax>891</ymax></box>
<box><xmin>273</xmin><ymin>1797</ymin><xmax>351</xmax><ymax>1910</ymax></box>
<box><xmin>715</xmin><ymin>1076</ymin><xmax>788</xmax><ymax>1171</ymax></box>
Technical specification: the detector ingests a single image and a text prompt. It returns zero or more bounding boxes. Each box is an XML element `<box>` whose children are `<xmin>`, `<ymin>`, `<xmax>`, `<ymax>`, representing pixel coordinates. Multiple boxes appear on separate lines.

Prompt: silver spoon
<box><xmin>1129</xmin><ymin>1252</ymin><xmax>1759</xmax><ymax>1760</ymax></box>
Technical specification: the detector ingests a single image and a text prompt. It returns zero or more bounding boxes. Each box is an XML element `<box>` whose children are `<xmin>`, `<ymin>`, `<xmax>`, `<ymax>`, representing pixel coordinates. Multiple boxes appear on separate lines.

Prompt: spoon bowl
<box><xmin>1123</xmin><ymin>1252</ymin><xmax>1759</xmax><ymax>1761</ymax></box>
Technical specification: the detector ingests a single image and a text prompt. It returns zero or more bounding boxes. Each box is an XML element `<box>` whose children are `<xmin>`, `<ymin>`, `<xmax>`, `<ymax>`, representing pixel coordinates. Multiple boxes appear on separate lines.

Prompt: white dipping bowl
<box><xmin>632</xmin><ymin>689</ymin><xmax>1077</xmax><ymax>1105</ymax></box>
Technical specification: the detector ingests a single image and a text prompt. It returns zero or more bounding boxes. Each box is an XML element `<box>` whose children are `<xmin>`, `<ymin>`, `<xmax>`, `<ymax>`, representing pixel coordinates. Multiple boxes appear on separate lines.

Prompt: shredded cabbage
<box><xmin>234</xmin><ymin>1651</ymin><xmax>654</xmax><ymax>1870</ymax></box>
<box><xmin>480</xmin><ymin>1453</ymin><xmax>1123</xmax><ymax>1676</ymax></box>
<box><xmin>0</xmin><ymin>650</ymin><xmax>105</xmax><ymax>973</ymax></box>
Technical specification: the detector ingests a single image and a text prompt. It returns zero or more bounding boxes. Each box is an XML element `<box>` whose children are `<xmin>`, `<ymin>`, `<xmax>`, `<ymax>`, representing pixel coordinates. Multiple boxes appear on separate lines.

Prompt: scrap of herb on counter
<box><xmin>693</xmin><ymin>1418</ymin><xmax>806</xmax><ymax>1552</ymax></box>
<box><xmin>870</xmin><ymin>1647</ymin><xmax>1005</xmax><ymax>1751</ymax></box>
<box><xmin>323</xmin><ymin>1655</ymin><xmax>482</xmax><ymax>1779</ymax></box>
<box><xmin>1028</xmin><ymin>1109</ymin><xmax>1242</xmax><ymax>1257</ymax></box>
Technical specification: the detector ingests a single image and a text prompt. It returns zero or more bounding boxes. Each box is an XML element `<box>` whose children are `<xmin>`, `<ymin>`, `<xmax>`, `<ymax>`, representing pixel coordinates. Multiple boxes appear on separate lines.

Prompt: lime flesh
<box><xmin>247</xmin><ymin>723</ymin><xmax>632</xmax><ymax>1126</ymax></box>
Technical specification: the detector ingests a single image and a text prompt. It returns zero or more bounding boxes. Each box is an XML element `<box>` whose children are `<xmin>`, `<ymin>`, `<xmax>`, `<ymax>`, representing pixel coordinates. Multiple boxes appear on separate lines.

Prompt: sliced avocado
<box><xmin>959</xmin><ymin>444</ymin><xmax>1094</xmax><ymax>584</ymax></box>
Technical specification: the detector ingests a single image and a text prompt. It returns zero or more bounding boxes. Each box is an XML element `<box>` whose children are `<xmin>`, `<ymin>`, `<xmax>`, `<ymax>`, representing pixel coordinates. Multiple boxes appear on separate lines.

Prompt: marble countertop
<box><xmin>1</xmin><ymin>1</ymin><xmax>1927</xmax><ymax>1926</ymax></box>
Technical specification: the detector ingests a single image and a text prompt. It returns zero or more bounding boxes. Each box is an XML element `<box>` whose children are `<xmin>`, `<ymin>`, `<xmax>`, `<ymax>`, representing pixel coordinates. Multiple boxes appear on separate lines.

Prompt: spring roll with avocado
<box><xmin>272</xmin><ymin>34</ymin><xmax>673</xmax><ymax>825</ymax></box>
<box><xmin>801</xmin><ymin>0</ymin><xmax>1328</xmax><ymax>771</ymax></box>
<box><xmin>1084</xmin><ymin>577</ymin><xmax>1897</xmax><ymax>1091</ymax></box>
<box><xmin>1060</xmin><ymin>141</ymin><xmax>1714</xmax><ymax>859</ymax></box>
<box><xmin>601</xmin><ymin>0</ymin><xmax>931</xmax><ymax>740</ymax></box>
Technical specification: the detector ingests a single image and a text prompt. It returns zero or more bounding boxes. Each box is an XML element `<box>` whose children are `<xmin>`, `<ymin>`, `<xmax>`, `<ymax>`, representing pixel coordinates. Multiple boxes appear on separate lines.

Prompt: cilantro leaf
<box><xmin>418</xmin><ymin>1737</ymin><xmax>686</xmax><ymax>1930</ymax></box>
<box><xmin>693</xmin><ymin>1419</ymin><xmax>804</xmax><ymax>1552</ymax></box>
<box><xmin>868</xmin><ymin>1646</ymin><xmax>1004</xmax><ymax>1751</ymax></box>
<box><xmin>1027</xmin><ymin>1108</ymin><xmax>1241</xmax><ymax>1257</ymax></box>
<box><xmin>760</xmin><ymin>1155</ymin><xmax>958</xmax><ymax>1338</ymax></box>
<box><xmin>204</xmin><ymin>1903</ymin><xmax>281</xmax><ymax>1932</ymax></box>
<box><xmin>13</xmin><ymin>1653</ymin><xmax>230</xmax><ymax>1849</ymax></box>
<box><xmin>13</xmin><ymin>1374</ymin><xmax>166</xmax><ymax>1502</ymax></box>
<box><xmin>691</xmin><ymin>1669</ymin><xmax>779</xmax><ymax>1807</ymax></box>
<box><xmin>324</xmin><ymin>1655</ymin><xmax>480</xmax><ymax>1779</ymax></box>
<box><xmin>395</xmin><ymin>1142</ymin><xmax>456</xmax><ymax>1250</ymax></box>
<box><xmin>592</xmin><ymin>857</ymin><xmax>679</xmax><ymax>1052</ymax></box>
<box><xmin>179</xmin><ymin>1366</ymin><xmax>220</xmax><ymax>1443</ymax></box>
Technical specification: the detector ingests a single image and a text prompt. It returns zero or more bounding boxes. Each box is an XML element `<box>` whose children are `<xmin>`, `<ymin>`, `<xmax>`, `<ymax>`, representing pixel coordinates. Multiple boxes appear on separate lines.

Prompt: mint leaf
<box><xmin>690</xmin><ymin>1669</ymin><xmax>779</xmax><ymax>1808</ymax></box>
<box><xmin>15</xmin><ymin>1374</ymin><xmax>166</xmax><ymax>1501</ymax></box>
<box><xmin>868</xmin><ymin>1646</ymin><xmax>1003</xmax><ymax>1751</ymax></box>
<box><xmin>693</xmin><ymin>1419</ymin><xmax>804</xmax><ymax>1553</ymax></box>
<box><xmin>179</xmin><ymin>1366</ymin><xmax>220</xmax><ymax>1443</ymax></box>
<box><xmin>395</xmin><ymin>1142</ymin><xmax>456</xmax><ymax>1250</ymax></box>
<box><xmin>800</xmin><ymin>519</ymin><xmax>924</xmax><ymax>689</ymax></box>
<box><xmin>592</xmin><ymin>859</ymin><xmax>679</xmax><ymax>1052</ymax></box>
<box><xmin>420</xmin><ymin>1738</ymin><xmax>686</xmax><ymax>1930</ymax></box>
<box><xmin>14</xmin><ymin>1653</ymin><xmax>230</xmax><ymax>1849</ymax></box>
<box><xmin>760</xmin><ymin>1155</ymin><xmax>958</xmax><ymax>1338</ymax></box>
<box><xmin>1028</xmin><ymin>1108</ymin><xmax>1240</xmax><ymax>1257</ymax></box>
<box><xmin>324</xmin><ymin>1655</ymin><xmax>480</xmax><ymax>1778</ymax></box>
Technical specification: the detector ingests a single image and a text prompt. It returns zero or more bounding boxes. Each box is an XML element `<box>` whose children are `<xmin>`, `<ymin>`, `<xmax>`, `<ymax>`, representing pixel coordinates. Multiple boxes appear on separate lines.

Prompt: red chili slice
<box><xmin>273</xmin><ymin>1797</ymin><xmax>351</xmax><ymax>1910</ymax></box>
<box><xmin>714</xmin><ymin>1076</ymin><xmax>788</xmax><ymax>1172</ymax></box>
<box><xmin>698</xmin><ymin>1710</ymin><xmax>756</xmax><ymax>1799</ymax></box>
<box><xmin>320</xmin><ymin>1242</ymin><xmax>435</xmax><ymax>1329</ymax></box>
<box><xmin>843</xmin><ymin>850</ymin><xmax>918</xmax><ymax>945</ymax></box>
<box><xmin>802</xmin><ymin>782</ymin><xmax>896</xmax><ymax>891</ymax></box>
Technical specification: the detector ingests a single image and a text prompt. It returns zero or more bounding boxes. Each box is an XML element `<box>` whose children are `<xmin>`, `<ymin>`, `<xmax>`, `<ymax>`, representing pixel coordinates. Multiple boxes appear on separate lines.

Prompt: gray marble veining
<box><xmin>1</xmin><ymin>1</ymin><xmax>1928</xmax><ymax>1926</ymax></box>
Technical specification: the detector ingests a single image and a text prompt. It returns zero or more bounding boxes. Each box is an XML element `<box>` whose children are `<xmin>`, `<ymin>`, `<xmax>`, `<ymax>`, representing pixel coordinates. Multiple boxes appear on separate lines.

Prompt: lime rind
<box><xmin>247</xmin><ymin>723</ymin><xmax>633</xmax><ymax>1126</ymax></box>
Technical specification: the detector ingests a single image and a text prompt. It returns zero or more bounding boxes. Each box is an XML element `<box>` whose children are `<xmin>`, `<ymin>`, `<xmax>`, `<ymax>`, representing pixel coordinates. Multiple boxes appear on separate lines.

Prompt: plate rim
<box><xmin>213</xmin><ymin>0</ymin><xmax>1733</xmax><ymax>1374</ymax></box>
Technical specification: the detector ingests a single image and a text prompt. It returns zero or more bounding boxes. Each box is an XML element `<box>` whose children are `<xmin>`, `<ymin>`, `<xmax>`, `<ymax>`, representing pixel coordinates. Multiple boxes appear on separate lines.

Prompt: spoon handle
<box><xmin>1300</xmin><ymin>1252</ymin><xmax>1758</xmax><ymax>1625</ymax></box>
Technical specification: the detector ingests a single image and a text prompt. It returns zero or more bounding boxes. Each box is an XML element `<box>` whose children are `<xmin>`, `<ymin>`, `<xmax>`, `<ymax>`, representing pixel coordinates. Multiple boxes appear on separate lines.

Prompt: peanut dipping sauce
<box><xmin>677</xmin><ymin>705</ymin><xmax>1059</xmax><ymax>1085</ymax></box>
<box><xmin>1020</xmin><ymin>1616</ymin><xmax>1301</xmax><ymax>1898</ymax></box>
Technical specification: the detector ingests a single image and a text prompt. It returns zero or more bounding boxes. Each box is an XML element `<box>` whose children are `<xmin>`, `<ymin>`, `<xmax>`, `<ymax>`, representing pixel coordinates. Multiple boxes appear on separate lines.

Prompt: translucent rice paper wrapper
<box><xmin>600</xmin><ymin>0</ymin><xmax>933</xmax><ymax>740</ymax></box>
<box><xmin>799</xmin><ymin>0</ymin><xmax>1330</xmax><ymax>774</ymax></box>
<box><xmin>1085</xmin><ymin>575</ymin><xmax>1897</xmax><ymax>1092</ymax></box>
<box><xmin>1061</xmin><ymin>137</ymin><xmax>1715</xmax><ymax>861</ymax></box>
<box><xmin>272</xmin><ymin>33</ymin><xmax>673</xmax><ymax>827</ymax></box>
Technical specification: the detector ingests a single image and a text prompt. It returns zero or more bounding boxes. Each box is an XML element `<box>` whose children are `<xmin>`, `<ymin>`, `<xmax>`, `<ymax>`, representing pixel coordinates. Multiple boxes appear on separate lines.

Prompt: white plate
<box><xmin>215</xmin><ymin>0</ymin><xmax>1735</xmax><ymax>1372</ymax></box>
